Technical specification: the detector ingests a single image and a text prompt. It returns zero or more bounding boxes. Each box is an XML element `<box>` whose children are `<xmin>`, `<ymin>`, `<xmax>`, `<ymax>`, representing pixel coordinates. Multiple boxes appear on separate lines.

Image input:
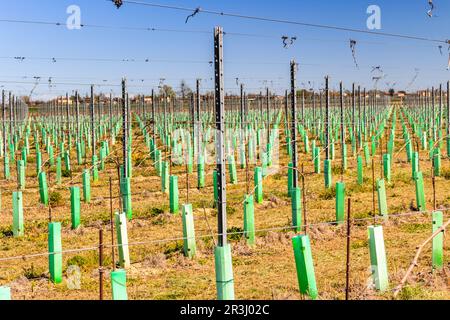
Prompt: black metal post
<box><xmin>214</xmin><ymin>26</ymin><xmax>227</xmax><ymax>247</ymax></box>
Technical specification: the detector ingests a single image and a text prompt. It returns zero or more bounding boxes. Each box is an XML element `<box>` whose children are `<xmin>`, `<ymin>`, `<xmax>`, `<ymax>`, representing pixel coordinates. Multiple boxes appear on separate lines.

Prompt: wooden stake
<box><xmin>109</xmin><ymin>177</ymin><xmax>116</xmax><ymax>270</ymax></box>
<box><xmin>99</xmin><ymin>228</ymin><xmax>104</xmax><ymax>301</ymax></box>
<box><xmin>345</xmin><ymin>197</ymin><xmax>352</xmax><ymax>300</ymax></box>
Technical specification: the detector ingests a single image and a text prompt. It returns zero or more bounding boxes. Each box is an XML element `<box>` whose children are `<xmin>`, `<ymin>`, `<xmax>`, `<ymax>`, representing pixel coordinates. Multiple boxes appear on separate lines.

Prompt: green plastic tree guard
<box><xmin>155</xmin><ymin>149</ymin><xmax>162</xmax><ymax>176</ymax></box>
<box><xmin>127</xmin><ymin>148</ymin><xmax>132</xmax><ymax>178</ymax></box>
<box><xmin>182</xmin><ymin>203</ymin><xmax>197</xmax><ymax>258</ymax></box>
<box><xmin>9</xmin><ymin>143</ymin><xmax>14</xmax><ymax>162</ymax></box>
<box><xmin>383</xmin><ymin>154</ymin><xmax>391</xmax><ymax>183</ymax></box>
<box><xmin>111</xmin><ymin>269</ymin><xmax>128</xmax><ymax>300</ymax></box>
<box><xmin>36</xmin><ymin>151</ymin><xmax>42</xmax><ymax>175</ymax></box>
<box><xmin>314</xmin><ymin>147</ymin><xmax>321</xmax><ymax>174</ymax></box>
<box><xmin>243</xmin><ymin>194</ymin><xmax>255</xmax><ymax>245</ymax></box>
<box><xmin>335</xmin><ymin>182</ymin><xmax>345</xmax><ymax>224</ymax></box>
<box><xmin>304</xmin><ymin>135</ymin><xmax>310</xmax><ymax>154</ymax></box>
<box><xmin>21</xmin><ymin>147</ymin><xmax>27</xmax><ymax>166</ymax></box>
<box><xmin>99</xmin><ymin>148</ymin><xmax>106</xmax><ymax>171</ymax></box>
<box><xmin>48</xmin><ymin>222</ymin><xmax>63</xmax><ymax>284</ymax></box>
<box><xmin>411</xmin><ymin>151</ymin><xmax>419</xmax><ymax>179</ymax></box>
<box><xmin>330</xmin><ymin>142</ymin><xmax>335</xmax><ymax>160</ymax></box>
<box><xmin>76</xmin><ymin>143</ymin><xmax>82</xmax><ymax>165</ymax></box>
<box><xmin>12</xmin><ymin>191</ymin><xmax>24</xmax><ymax>237</ymax></box>
<box><xmin>292</xmin><ymin>235</ymin><xmax>318</xmax><ymax>300</ymax></box>
<box><xmin>254</xmin><ymin>167</ymin><xmax>263</xmax><ymax>204</ymax></box>
<box><xmin>421</xmin><ymin>132</ymin><xmax>427</xmax><ymax>150</ymax></box>
<box><xmin>49</xmin><ymin>144</ymin><xmax>55</xmax><ymax>166</ymax></box>
<box><xmin>405</xmin><ymin>140</ymin><xmax>412</xmax><ymax>162</ymax></box>
<box><xmin>433</xmin><ymin>148</ymin><xmax>441</xmax><ymax>177</ymax></box>
<box><xmin>249</xmin><ymin>137</ymin><xmax>255</xmax><ymax>162</ymax></box>
<box><xmin>115</xmin><ymin>212</ymin><xmax>130</xmax><ymax>269</ymax></box>
<box><xmin>0</xmin><ymin>287</ymin><xmax>11</xmax><ymax>300</ymax></box>
<box><xmin>120</xmin><ymin>177</ymin><xmax>132</xmax><ymax>220</ymax></box>
<box><xmin>161</xmin><ymin>161</ymin><xmax>169</xmax><ymax>194</ymax></box>
<box><xmin>414</xmin><ymin>171</ymin><xmax>426</xmax><ymax>211</ymax></box>
<box><xmin>56</xmin><ymin>156</ymin><xmax>62</xmax><ymax>185</ymax></box>
<box><xmin>324</xmin><ymin>159</ymin><xmax>332</xmax><ymax>189</ymax></box>
<box><xmin>432</xmin><ymin>211</ymin><xmax>443</xmax><ymax>269</ymax></box>
<box><xmin>214</xmin><ymin>244</ymin><xmax>235</xmax><ymax>300</ymax></box>
<box><xmin>169</xmin><ymin>175</ymin><xmax>179</xmax><ymax>214</ymax></box>
<box><xmin>197</xmin><ymin>155</ymin><xmax>205</xmax><ymax>189</ymax></box>
<box><xmin>357</xmin><ymin>155</ymin><xmax>364</xmax><ymax>185</ymax></box>
<box><xmin>376</xmin><ymin>179</ymin><xmax>388</xmax><ymax>218</ymax></box>
<box><xmin>261</xmin><ymin>152</ymin><xmax>268</xmax><ymax>177</ymax></box>
<box><xmin>287</xmin><ymin>162</ymin><xmax>293</xmax><ymax>198</ymax></box>
<box><xmin>239</xmin><ymin>143</ymin><xmax>246</xmax><ymax>169</ymax></box>
<box><xmin>92</xmin><ymin>155</ymin><xmax>98</xmax><ymax>182</ymax></box>
<box><xmin>63</xmin><ymin>150</ymin><xmax>71</xmax><ymax>173</ymax></box>
<box><xmin>368</xmin><ymin>225</ymin><xmax>389</xmax><ymax>292</ymax></box>
<box><xmin>342</xmin><ymin>144</ymin><xmax>348</xmax><ymax>170</ymax></box>
<box><xmin>17</xmin><ymin>160</ymin><xmax>25</xmax><ymax>190</ymax></box>
<box><xmin>82</xmin><ymin>169</ymin><xmax>91</xmax><ymax>203</ymax></box>
<box><xmin>70</xmin><ymin>186</ymin><xmax>81</xmax><ymax>229</ymax></box>
<box><xmin>364</xmin><ymin>143</ymin><xmax>370</xmax><ymax>166</ymax></box>
<box><xmin>38</xmin><ymin>171</ymin><xmax>49</xmax><ymax>206</ymax></box>
<box><xmin>228</xmin><ymin>155</ymin><xmax>238</xmax><ymax>184</ymax></box>
<box><xmin>291</xmin><ymin>187</ymin><xmax>302</xmax><ymax>232</ymax></box>
<box><xmin>267</xmin><ymin>143</ymin><xmax>273</xmax><ymax>166</ymax></box>
<box><xmin>187</xmin><ymin>145</ymin><xmax>194</xmax><ymax>174</ymax></box>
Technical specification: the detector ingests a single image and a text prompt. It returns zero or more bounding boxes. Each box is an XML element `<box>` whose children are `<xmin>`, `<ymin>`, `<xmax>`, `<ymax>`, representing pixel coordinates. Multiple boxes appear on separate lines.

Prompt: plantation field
<box><xmin>0</xmin><ymin>106</ymin><xmax>449</xmax><ymax>300</ymax></box>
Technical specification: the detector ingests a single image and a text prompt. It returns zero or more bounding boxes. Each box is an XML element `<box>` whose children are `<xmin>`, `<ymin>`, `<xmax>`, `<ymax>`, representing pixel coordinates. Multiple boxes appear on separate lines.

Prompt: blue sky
<box><xmin>0</xmin><ymin>0</ymin><xmax>448</xmax><ymax>100</ymax></box>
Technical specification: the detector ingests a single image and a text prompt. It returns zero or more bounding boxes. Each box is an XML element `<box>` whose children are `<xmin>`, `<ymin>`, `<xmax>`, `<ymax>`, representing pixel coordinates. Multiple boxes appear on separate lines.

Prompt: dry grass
<box><xmin>0</xmin><ymin>119</ymin><xmax>449</xmax><ymax>301</ymax></box>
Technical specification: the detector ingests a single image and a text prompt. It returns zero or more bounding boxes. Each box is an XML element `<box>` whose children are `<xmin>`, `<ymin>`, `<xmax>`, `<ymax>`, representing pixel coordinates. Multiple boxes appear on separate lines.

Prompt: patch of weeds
<box><xmin>23</xmin><ymin>264</ymin><xmax>45</xmax><ymax>280</ymax></box>
<box><xmin>319</xmin><ymin>186</ymin><xmax>336</xmax><ymax>200</ymax></box>
<box><xmin>390</xmin><ymin>203</ymin><xmax>409</xmax><ymax>214</ymax></box>
<box><xmin>62</xmin><ymin>169</ymin><xmax>71</xmax><ymax>178</ymax></box>
<box><xmin>400</xmin><ymin>223</ymin><xmax>429</xmax><ymax>233</ymax></box>
<box><xmin>226</xmin><ymin>206</ymin><xmax>237</xmax><ymax>216</ymax></box>
<box><xmin>49</xmin><ymin>191</ymin><xmax>63</xmax><ymax>206</ymax></box>
<box><xmin>164</xmin><ymin>241</ymin><xmax>183</xmax><ymax>257</ymax></box>
<box><xmin>332</xmin><ymin>166</ymin><xmax>345</xmax><ymax>175</ymax></box>
<box><xmin>394</xmin><ymin>172</ymin><xmax>412</xmax><ymax>184</ymax></box>
<box><xmin>399</xmin><ymin>285</ymin><xmax>426</xmax><ymax>300</ymax></box>
<box><xmin>134</xmin><ymin>155</ymin><xmax>148</xmax><ymax>167</ymax></box>
<box><xmin>351</xmin><ymin>239</ymin><xmax>368</xmax><ymax>250</ymax></box>
<box><xmin>135</xmin><ymin>206</ymin><xmax>165</xmax><ymax>219</ymax></box>
<box><xmin>96</xmin><ymin>212</ymin><xmax>113</xmax><ymax>224</ymax></box>
<box><xmin>201</xmin><ymin>236</ymin><xmax>214</xmax><ymax>250</ymax></box>
<box><xmin>0</xmin><ymin>226</ymin><xmax>13</xmax><ymax>238</ymax></box>
<box><xmin>150</xmin><ymin>207</ymin><xmax>165</xmax><ymax>217</ymax></box>
<box><xmin>227</xmin><ymin>226</ymin><xmax>244</xmax><ymax>242</ymax></box>
<box><xmin>151</xmin><ymin>212</ymin><xmax>171</xmax><ymax>226</ymax></box>
<box><xmin>347</xmin><ymin>182</ymin><xmax>371</xmax><ymax>195</ymax></box>
<box><xmin>66</xmin><ymin>255</ymin><xmax>88</xmax><ymax>270</ymax></box>
<box><xmin>439</xmin><ymin>167</ymin><xmax>450</xmax><ymax>179</ymax></box>
<box><xmin>271</xmin><ymin>173</ymin><xmax>284</xmax><ymax>180</ymax></box>
<box><xmin>352</xmin><ymin>211</ymin><xmax>373</xmax><ymax>226</ymax></box>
